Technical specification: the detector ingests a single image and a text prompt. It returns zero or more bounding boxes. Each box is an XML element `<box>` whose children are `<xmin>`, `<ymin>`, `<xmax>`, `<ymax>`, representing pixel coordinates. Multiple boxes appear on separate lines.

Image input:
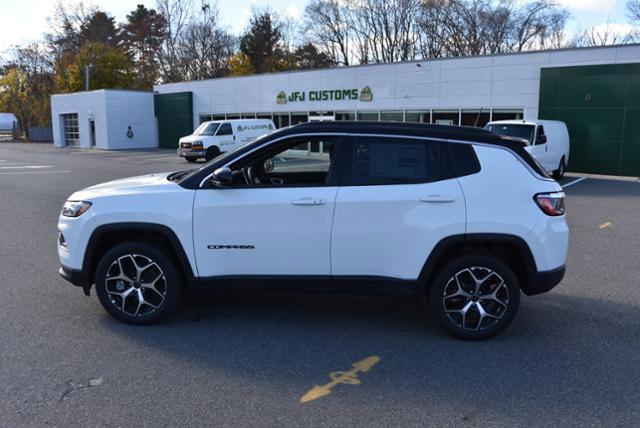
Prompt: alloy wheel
<box><xmin>442</xmin><ymin>266</ymin><xmax>510</xmax><ymax>331</ymax></box>
<box><xmin>105</xmin><ymin>254</ymin><xmax>167</xmax><ymax>317</ymax></box>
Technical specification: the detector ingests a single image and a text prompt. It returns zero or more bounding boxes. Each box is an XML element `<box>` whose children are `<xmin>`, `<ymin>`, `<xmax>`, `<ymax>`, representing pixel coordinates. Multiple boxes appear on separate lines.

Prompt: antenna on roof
<box><xmin>474</xmin><ymin>107</ymin><xmax>484</xmax><ymax>128</ymax></box>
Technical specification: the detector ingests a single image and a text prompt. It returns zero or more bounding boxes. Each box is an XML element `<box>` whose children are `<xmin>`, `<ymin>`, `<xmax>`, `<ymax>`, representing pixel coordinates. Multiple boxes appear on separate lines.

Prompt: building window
<box><xmin>461</xmin><ymin>110</ymin><xmax>491</xmax><ymax>128</ymax></box>
<box><xmin>291</xmin><ymin>112</ymin><xmax>308</xmax><ymax>125</ymax></box>
<box><xmin>405</xmin><ymin>111</ymin><xmax>430</xmax><ymax>123</ymax></box>
<box><xmin>432</xmin><ymin>110</ymin><xmax>459</xmax><ymax>126</ymax></box>
<box><xmin>274</xmin><ymin>113</ymin><xmax>290</xmax><ymax>128</ymax></box>
<box><xmin>241</xmin><ymin>112</ymin><xmax>256</xmax><ymax>119</ymax></box>
<box><xmin>199</xmin><ymin>114</ymin><xmax>213</xmax><ymax>123</ymax></box>
<box><xmin>380</xmin><ymin>110</ymin><xmax>404</xmax><ymax>122</ymax></box>
<box><xmin>61</xmin><ymin>113</ymin><xmax>79</xmax><ymax>146</ymax></box>
<box><xmin>257</xmin><ymin>113</ymin><xmax>273</xmax><ymax>120</ymax></box>
<box><xmin>226</xmin><ymin>113</ymin><xmax>241</xmax><ymax>120</ymax></box>
<box><xmin>212</xmin><ymin>114</ymin><xmax>226</xmax><ymax>121</ymax></box>
<box><xmin>336</xmin><ymin>111</ymin><xmax>355</xmax><ymax>121</ymax></box>
<box><xmin>491</xmin><ymin>109</ymin><xmax>524</xmax><ymax>121</ymax></box>
<box><xmin>357</xmin><ymin>111</ymin><xmax>379</xmax><ymax>121</ymax></box>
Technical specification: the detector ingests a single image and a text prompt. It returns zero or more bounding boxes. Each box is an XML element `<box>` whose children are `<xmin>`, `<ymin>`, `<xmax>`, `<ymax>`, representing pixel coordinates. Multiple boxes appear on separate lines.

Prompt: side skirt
<box><xmin>190</xmin><ymin>275</ymin><xmax>426</xmax><ymax>300</ymax></box>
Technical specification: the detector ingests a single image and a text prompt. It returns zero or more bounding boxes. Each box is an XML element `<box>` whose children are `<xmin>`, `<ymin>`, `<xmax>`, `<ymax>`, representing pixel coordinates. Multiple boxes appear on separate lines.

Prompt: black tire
<box><xmin>553</xmin><ymin>157</ymin><xmax>566</xmax><ymax>179</ymax></box>
<box><xmin>428</xmin><ymin>254</ymin><xmax>520</xmax><ymax>340</ymax></box>
<box><xmin>185</xmin><ymin>156</ymin><xmax>198</xmax><ymax>163</ymax></box>
<box><xmin>95</xmin><ymin>241</ymin><xmax>182</xmax><ymax>325</ymax></box>
<box><xmin>205</xmin><ymin>146</ymin><xmax>221</xmax><ymax>162</ymax></box>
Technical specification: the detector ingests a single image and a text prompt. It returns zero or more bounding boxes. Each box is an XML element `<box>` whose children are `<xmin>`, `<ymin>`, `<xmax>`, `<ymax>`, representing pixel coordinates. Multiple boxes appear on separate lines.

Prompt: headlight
<box><xmin>62</xmin><ymin>201</ymin><xmax>92</xmax><ymax>218</ymax></box>
<box><xmin>191</xmin><ymin>141</ymin><xmax>203</xmax><ymax>149</ymax></box>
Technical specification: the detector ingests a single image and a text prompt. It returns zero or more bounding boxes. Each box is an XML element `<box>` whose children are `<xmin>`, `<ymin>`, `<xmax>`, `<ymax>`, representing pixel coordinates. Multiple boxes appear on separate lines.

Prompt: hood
<box><xmin>179</xmin><ymin>135</ymin><xmax>205</xmax><ymax>143</ymax></box>
<box><xmin>70</xmin><ymin>172</ymin><xmax>178</xmax><ymax>200</ymax></box>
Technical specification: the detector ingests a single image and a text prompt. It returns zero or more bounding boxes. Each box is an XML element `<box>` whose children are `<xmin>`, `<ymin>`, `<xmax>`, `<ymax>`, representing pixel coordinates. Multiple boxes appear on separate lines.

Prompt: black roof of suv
<box><xmin>178</xmin><ymin>121</ymin><xmax>548</xmax><ymax>188</ymax></box>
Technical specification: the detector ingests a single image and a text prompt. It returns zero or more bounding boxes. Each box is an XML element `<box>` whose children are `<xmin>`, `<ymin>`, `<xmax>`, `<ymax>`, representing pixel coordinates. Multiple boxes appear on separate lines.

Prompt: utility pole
<box><xmin>84</xmin><ymin>63</ymin><xmax>93</xmax><ymax>91</ymax></box>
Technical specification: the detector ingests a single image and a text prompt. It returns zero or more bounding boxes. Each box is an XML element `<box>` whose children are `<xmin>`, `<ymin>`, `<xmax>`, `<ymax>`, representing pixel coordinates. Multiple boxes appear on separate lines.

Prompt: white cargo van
<box><xmin>485</xmin><ymin>120</ymin><xmax>570</xmax><ymax>178</ymax></box>
<box><xmin>178</xmin><ymin>119</ymin><xmax>276</xmax><ymax>162</ymax></box>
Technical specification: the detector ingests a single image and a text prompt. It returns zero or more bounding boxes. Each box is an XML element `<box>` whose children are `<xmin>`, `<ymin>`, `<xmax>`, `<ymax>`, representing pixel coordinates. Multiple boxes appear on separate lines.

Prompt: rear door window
<box><xmin>343</xmin><ymin>136</ymin><xmax>451</xmax><ymax>186</ymax></box>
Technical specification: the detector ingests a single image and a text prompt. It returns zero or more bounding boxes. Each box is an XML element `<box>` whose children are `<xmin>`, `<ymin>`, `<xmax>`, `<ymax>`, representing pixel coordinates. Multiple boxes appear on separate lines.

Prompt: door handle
<box><xmin>291</xmin><ymin>198</ymin><xmax>327</xmax><ymax>206</ymax></box>
<box><xmin>419</xmin><ymin>195</ymin><xmax>456</xmax><ymax>203</ymax></box>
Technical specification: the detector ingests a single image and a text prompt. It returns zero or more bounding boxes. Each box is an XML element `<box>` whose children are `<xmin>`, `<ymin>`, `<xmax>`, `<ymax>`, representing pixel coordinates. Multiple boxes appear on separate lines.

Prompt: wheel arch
<box><xmin>83</xmin><ymin>223</ymin><xmax>196</xmax><ymax>288</ymax></box>
<box><xmin>419</xmin><ymin>233</ymin><xmax>538</xmax><ymax>294</ymax></box>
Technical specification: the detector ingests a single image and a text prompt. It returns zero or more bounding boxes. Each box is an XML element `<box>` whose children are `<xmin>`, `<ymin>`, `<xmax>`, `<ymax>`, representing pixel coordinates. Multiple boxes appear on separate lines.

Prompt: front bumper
<box><xmin>522</xmin><ymin>265</ymin><xmax>566</xmax><ymax>296</ymax></box>
<box><xmin>177</xmin><ymin>148</ymin><xmax>206</xmax><ymax>158</ymax></box>
<box><xmin>59</xmin><ymin>265</ymin><xmax>92</xmax><ymax>296</ymax></box>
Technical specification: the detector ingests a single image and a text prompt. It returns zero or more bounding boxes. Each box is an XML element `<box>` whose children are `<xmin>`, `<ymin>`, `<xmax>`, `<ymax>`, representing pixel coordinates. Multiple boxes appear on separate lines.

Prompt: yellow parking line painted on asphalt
<box><xmin>599</xmin><ymin>222</ymin><xmax>613</xmax><ymax>229</ymax></box>
<box><xmin>300</xmin><ymin>356</ymin><xmax>380</xmax><ymax>403</ymax></box>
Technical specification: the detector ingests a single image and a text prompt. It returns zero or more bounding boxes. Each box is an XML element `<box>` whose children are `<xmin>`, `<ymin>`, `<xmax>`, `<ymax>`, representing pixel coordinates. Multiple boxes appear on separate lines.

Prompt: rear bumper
<box><xmin>59</xmin><ymin>265</ymin><xmax>91</xmax><ymax>295</ymax></box>
<box><xmin>522</xmin><ymin>265</ymin><xmax>565</xmax><ymax>296</ymax></box>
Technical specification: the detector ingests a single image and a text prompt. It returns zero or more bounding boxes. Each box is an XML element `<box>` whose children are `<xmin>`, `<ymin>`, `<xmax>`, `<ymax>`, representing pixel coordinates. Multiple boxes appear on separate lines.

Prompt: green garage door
<box><xmin>539</xmin><ymin>64</ymin><xmax>640</xmax><ymax>176</ymax></box>
<box><xmin>154</xmin><ymin>92</ymin><xmax>193</xmax><ymax>149</ymax></box>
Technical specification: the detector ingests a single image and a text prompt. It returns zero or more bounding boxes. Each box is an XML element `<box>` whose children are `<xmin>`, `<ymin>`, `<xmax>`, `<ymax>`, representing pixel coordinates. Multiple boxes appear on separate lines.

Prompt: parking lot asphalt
<box><xmin>1</xmin><ymin>143</ymin><xmax>639</xmax><ymax>426</ymax></box>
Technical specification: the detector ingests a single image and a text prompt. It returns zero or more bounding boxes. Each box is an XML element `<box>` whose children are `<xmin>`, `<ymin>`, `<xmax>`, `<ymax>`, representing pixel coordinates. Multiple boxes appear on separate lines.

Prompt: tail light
<box><xmin>534</xmin><ymin>192</ymin><xmax>565</xmax><ymax>216</ymax></box>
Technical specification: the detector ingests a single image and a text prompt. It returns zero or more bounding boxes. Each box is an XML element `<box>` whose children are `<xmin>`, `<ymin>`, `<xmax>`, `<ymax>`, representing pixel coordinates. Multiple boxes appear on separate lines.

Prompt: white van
<box><xmin>485</xmin><ymin>120</ymin><xmax>570</xmax><ymax>178</ymax></box>
<box><xmin>177</xmin><ymin>119</ymin><xmax>276</xmax><ymax>162</ymax></box>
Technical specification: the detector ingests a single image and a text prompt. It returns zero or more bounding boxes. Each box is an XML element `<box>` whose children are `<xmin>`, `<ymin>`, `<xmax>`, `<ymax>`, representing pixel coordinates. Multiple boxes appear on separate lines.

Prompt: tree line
<box><xmin>2</xmin><ymin>0</ymin><xmax>640</xmax><ymax>135</ymax></box>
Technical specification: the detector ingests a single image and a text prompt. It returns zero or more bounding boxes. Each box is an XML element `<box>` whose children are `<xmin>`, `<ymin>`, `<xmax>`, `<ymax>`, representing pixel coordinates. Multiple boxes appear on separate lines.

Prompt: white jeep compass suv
<box><xmin>58</xmin><ymin>122</ymin><xmax>568</xmax><ymax>339</ymax></box>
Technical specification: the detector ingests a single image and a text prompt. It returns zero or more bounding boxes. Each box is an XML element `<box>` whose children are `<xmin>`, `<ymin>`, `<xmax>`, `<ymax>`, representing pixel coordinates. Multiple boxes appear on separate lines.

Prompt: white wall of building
<box><xmin>51</xmin><ymin>90</ymin><xmax>157</xmax><ymax>149</ymax></box>
<box><xmin>154</xmin><ymin>44</ymin><xmax>640</xmax><ymax>130</ymax></box>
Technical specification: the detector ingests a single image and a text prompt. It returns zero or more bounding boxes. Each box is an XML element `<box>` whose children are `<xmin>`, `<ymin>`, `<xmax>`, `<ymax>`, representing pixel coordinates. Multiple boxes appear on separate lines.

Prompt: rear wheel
<box><xmin>95</xmin><ymin>242</ymin><xmax>182</xmax><ymax>325</ymax></box>
<box><xmin>185</xmin><ymin>156</ymin><xmax>198</xmax><ymax>163</ymax></box>
<box><xmin>553</xmin><ymin>157</ymin><xmax>566</xmax><ymax>179</ymax></box>
<box><xmin>429</xmin><ymin>254</ymin><xmax>520</xmax><ymax>340</ymax></box>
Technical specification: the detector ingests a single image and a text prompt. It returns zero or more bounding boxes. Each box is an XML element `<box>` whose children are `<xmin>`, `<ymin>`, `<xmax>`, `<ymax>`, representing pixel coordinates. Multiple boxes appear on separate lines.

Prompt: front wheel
<box><xmin>95</xmin><ymin>242</ymin><xmax>182</xmax><ymax>325</ymax></box>
<box><xmin>205</xmin><ymin>146</ymin><xmax>221</xmax><ymax>162</ymax></box>
<box><xmin>184</xmin><ymin>156</ymin><xmax>198</xmax><ymax>163</ymax></box>
<box><xmin>428</xmin><ymin>254</ymin><xmax>520</xmax><ymax>340</ymax></box>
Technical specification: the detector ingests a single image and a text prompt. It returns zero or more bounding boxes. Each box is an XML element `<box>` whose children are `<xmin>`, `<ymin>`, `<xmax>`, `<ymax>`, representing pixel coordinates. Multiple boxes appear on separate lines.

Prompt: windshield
<box><xmin>193</xmin><ymin>122</ymin><xmax>220</xmax><ymax>136</ymax></box>
<box><xmin>486</xmin><ymin>124</ymin><xmax>535</xmax><ymax>144</ymax></box>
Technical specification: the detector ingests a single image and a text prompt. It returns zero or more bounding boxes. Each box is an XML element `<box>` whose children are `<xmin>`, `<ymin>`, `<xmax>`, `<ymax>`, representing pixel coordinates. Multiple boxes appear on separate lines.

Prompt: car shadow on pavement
<box><xmin>99</xmin><ymin>289</ymin><xmax>640</xmax><ymax>424</ymax></box>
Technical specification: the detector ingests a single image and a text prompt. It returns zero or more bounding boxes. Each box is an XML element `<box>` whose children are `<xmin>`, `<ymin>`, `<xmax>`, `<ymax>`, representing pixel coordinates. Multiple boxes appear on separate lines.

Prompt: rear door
<box><xmin>331</xmin><ymin>135</ymin><xmax>466</xmax><ymax>280</ymax></box>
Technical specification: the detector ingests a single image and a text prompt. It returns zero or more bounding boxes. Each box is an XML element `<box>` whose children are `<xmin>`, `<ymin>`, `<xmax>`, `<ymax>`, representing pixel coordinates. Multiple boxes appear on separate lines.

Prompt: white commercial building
<box><xmin>50</xmin><ymin>44</ymin><xmax>640</xmax><ymax>175</ymax></box>
<box><xmin>51</xmin><ymin>90</ymin><xmax>157</xmax><ymax>149</ymax></box>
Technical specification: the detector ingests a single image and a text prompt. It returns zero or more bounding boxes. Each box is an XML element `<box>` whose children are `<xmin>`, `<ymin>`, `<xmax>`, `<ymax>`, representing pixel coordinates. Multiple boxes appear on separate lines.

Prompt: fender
<box><xmin>82</xmin><ymin>222</ymin><xmax>196</xmax><ymax>285</ymax></box>
<box><xmin>418</xmin><ymin>233</ymin><xmax>538</xmax><ymax>291</ymax></box>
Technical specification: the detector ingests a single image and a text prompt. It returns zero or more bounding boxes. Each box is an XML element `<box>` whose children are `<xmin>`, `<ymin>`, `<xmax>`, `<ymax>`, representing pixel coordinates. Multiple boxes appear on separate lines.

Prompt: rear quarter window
<box><xmin>448</xmin><ymin>143</ymin><xmax>481</xmax><ymax>177</ymax></box>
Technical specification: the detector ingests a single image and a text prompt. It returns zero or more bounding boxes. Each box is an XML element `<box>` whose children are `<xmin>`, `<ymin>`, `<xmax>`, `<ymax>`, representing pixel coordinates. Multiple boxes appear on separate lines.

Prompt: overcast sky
<box><xmin>0</xmin><ymin>0</ymin><xmax>634</xmax><ymax>57</ymax></box>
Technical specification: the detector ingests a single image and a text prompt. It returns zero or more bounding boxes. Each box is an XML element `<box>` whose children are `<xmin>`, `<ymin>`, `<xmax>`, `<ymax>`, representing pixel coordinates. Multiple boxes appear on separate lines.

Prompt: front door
<box><xmin>331</xmin><ymin>136</ymin><xmax>466</xmax><ymax>280</ymax></box>
<box><xmin>215</xmin><ymin>122</ymin><xmax>236</xmax><ymax>152</ymax></box>
<box><xmin>193</xmin><ymin>136</ymin><xmax>343</xmax><ymax>277</ymax></box>
<box><xmin>527</xmin><ymin>125</ymin><xmax>552</xmax><ymax>171</ymax></box>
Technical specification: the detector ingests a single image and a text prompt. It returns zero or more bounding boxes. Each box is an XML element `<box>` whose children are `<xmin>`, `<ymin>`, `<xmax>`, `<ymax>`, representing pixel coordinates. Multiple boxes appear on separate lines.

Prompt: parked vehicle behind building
<box><xmin>177</xmin><ymin>119</ymin><xmax>276</xmax><ymax>162</ymax></box>
<box><xmin>58</xmin><ymin>122</ymin><xmax>568</xmax><ymax>340</ymax></box>
<box><xmin>485</xmin><ymin>120</ymin><xmax>570</xmax><ymax>178</ymax></box>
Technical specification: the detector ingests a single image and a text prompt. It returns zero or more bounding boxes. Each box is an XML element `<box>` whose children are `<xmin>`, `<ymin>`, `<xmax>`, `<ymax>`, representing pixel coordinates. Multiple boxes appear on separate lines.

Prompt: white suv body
<box><xmin>58</xmin><ymin>123</ymin><xmax>568</xmax><ymax>339</ymax></box>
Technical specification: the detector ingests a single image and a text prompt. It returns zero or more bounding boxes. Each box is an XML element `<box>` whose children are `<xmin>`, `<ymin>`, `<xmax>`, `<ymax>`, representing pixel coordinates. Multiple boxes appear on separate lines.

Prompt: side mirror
<box><xmin>536</xmin><ymin>134</ymin><xmax>547</xmax><ymax>145</ymax></box>
<box><xmin>212</xmin><ymin>167</ymin><xmax>233</xmax><ymax>188</ymax></box>
<box><xmin>263</xmin><ymin>158</ymin><xmax>275</xmax><ymax>172</ymax></box>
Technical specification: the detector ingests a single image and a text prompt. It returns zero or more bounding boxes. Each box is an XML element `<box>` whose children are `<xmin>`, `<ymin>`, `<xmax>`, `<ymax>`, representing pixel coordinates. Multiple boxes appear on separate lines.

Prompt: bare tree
<box><xmin>156</xmin><ymin>0</ymin><xmax>193</xmax><ymax>82</ymax></box>
<box><xmin>628</xmin><ymin>0</ymin><xmax>640</xmax><ymax>24</ymax></box>
<box><xmin>177</xmin><ymin>4</ymin><xmax>236</xmax><ymax>80</ymax></box>
<box><xmin>573</xmin><ymin>20</ymin><xmax>637</xmax><ymax>47</ymax></box>
<box><xmin>416</xmin><ymin>0</ymin><xmax>569</xmax><ymax>59</ymax></box>
<box><xmin>303</xmin><ymin>0</ymin><xmax>352</xmax><ymax>66</ymax></box>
